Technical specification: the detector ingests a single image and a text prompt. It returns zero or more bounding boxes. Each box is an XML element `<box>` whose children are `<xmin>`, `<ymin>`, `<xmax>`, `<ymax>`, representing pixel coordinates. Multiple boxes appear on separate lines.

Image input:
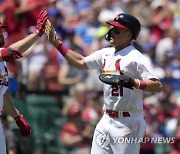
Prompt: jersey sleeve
<box><xmin>84</xmin><ymin>49</ymin><xmax>103</xmax><ymax>70</ymax></box>
<box><xmin>133</xmin><ymin>56</ymin><xmax>158</xmax><ymax>80</ymax></box>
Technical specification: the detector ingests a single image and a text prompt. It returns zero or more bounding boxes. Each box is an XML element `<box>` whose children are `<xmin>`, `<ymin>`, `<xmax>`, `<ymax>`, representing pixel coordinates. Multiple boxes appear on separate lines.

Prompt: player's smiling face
<box><xmin>109</xmin><ymin>27</ymin><xmax>132</xmax><ymax>50</ymax></box>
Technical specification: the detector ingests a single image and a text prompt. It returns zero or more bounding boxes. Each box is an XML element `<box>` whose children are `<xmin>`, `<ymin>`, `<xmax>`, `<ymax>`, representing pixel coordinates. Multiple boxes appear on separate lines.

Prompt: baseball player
<box><xmin>45</xmin><ymin>13</ymin><xmax>162</xmax><ymax>154</ymax></box>
<box><xmin>0</xmin><ymin>10</ymin><xmax>48</xmax><ymax>154</ymax></box>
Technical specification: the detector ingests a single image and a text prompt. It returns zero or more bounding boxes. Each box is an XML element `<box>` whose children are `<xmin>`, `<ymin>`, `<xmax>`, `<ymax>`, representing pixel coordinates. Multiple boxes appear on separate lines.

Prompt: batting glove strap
<box><xmin>134</xmin><ymin>79</ymin><xmax>147</xmax><ymax>90</ymax></box>
<box><xmin>15</xmin><ymin>114</ymin><xmax>32</xmax><ymax>137</ymax></box>
<box><xmin>33</xmin><ymin>10</ymin><xmax>48</xmax><ymax>37</ymax></box>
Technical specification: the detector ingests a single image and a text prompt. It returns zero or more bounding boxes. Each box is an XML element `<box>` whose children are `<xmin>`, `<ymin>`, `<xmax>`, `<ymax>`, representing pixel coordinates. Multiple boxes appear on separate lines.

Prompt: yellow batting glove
<box><xmin>45</xmin><ymin>19</ymin><xmax>62</xmax><ymax>47</ymax></box>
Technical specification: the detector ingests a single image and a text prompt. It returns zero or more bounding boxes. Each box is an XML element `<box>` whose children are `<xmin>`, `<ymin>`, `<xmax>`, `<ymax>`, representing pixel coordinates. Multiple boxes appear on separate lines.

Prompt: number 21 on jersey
<box><xmin>111</xmin><ymin>85</ymin><xmax>123</xmax><ymax>96</ymax></box>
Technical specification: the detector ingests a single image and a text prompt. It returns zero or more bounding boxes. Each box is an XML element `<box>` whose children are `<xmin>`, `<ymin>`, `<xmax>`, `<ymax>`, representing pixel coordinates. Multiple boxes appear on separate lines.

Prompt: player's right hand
<box><xmin>33</xmin><ymin>10</ymin><xmax>48</xmax><ymax>37</ymax></box>
<box><xmin>15</xmin><ymin>114</ymin><xmax>32</xmax><ymax>137</ymax></box>
<box><xmin>45</xmin><ymin>19</ymin><xmax>62</xmax><ymax>47</ymax></box>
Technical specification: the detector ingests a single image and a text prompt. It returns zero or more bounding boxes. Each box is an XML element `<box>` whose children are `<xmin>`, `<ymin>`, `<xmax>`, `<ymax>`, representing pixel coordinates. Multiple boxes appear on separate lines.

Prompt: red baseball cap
<box><xmin>0</xmin><ymin>22</ymin><xmax>7</xmax><ymax>28</ymax></box>
<box><xmin>106</xmin><ymin>20</ymin><xmax>128</xmax><ymax>30</ymax></box>
<box><xmin>106</xmin><ymin>13</ymin><xmax>141</xmax><ymax>40</ymax></box>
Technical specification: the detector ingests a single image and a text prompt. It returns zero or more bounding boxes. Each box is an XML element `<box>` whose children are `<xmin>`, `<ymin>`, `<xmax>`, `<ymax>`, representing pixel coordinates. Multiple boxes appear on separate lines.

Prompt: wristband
<box><xmin>57</xmin><ymin>44</ymin><xmax>69</xmax><ymax>56</ymax></box>
<box><xmin>1</xmin><ymin>48</ymin><xmax>23</xmax><ymax>62</ymax></box>
<box><xmin>139</xmin><ymin>80</ymin><xmax>147</xmax><ymax>90</ymax></box>
<box><xmin>134</xmin><ymin>79</ymin><xmax>147</xmax><ymax>90</ymax></box>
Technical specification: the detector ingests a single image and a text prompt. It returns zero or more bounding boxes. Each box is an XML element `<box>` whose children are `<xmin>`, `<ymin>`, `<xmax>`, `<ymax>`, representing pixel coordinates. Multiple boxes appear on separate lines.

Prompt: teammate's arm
<box><xmin>0</xmin><ymin>10</ymin><xmax>48</xmax><ymax>62</ymax></box>
<box><xmin>9</xmin><ymin>34</ymin><xmax>39</xmax><ymax>56</ymax></box>
<box><xmin>3</xmin><ymin>92</ymin><xmax>20</xmax><ymax>118</ymax></box>
<box><xmin>45</xmin><ymin>19</ymin><xmax>88</xmax><ymax>70</ymax></box>
<box><xmin>3</xmin><ymin>92</ymin><xmax>32</xmax><ymax>137</ymax></box>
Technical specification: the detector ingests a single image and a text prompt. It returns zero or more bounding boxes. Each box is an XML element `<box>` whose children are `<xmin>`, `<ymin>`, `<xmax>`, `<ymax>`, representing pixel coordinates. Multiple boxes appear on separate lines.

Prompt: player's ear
<box><xmin>126</xmin><ymin>30</ymin><xmax>133</xmax><ymax>40</ymax></box>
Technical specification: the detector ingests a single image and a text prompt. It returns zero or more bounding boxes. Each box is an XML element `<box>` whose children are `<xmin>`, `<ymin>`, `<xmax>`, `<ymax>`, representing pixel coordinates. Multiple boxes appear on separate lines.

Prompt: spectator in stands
<box><xmin>15</xmin><ymin>0</ymin><xmax>48</xmax><ymax>29</ymax></box>
<box><xmin>82</xmin><ymin>91</ymin><xmax>102</xmax><ymax>124</ymax></box>
<box><xmin>61</xmin><ymin>82</ymin><xmax>87</xmax><ymax>117</ymax></box>
<box><xmin>0</xmin><ymin>0</ymin><xmax>26</xmax><ymax>46</ymax></box>
<box><xmin>149</xmin><ymin>0</ymin><xmax>174</xmax><ymax>45</ymax></box>
<box><xmin>60</xmin><ymin>103</ymin><xmax>92</xmax><ymax>154</ymax></box>
<box><xmin>98</xmin><ymin>0</ymin><xmax>124</xmax><ymax>24</ymax></box>
<box><xmin>131</xmin><ymin>0</ymin><xmax>152</xmax><ymax>27</ymax></box>
<box><xmin>170</xmin><ymin>128</ymin><xmax>180</xmax><ymax>154</ymax></box>
<box><xmin>47</xmin><ymin>5</ymin><xmax>67</xmax><ymax>40</ymax></box>
<box><xmin>58</xmin><ymin>60</ymin><xmax>87</xmax><ymax>91</ymax></box>
<box><xmin>23</xmin><ymin>38</ymin><xmax>49</xmax><ymax>90</ymax></box>
<box><xmin>73</xmin><ymin>8</ymin><xmax>101</xmax><ymax>55</ymax></box>
<box><xmin>155</xmin><ymin>26</ymin><xmax>179</xmax><ymax>66</ymax></box>
<box><xmin>42</xmin><ymin>46</ymin><xmax>61</xmax><ymax>91</ymax></box>
<box><xmin>57</xmin><ymin>30</ymin><xmax>88</xmax><ymax>92</ymax></box>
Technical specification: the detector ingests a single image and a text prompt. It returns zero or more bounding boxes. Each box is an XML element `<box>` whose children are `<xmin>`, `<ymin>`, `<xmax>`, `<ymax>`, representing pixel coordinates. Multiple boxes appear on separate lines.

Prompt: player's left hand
<box><xmin>99</xmin><ymin>74</ymin><xmax>135</xmax><ymax>89</ymax></box>
<box><xmin>15</xmin><ymin>114</ymin><xmax>32</xmax><ymax>137</ymax></box>
<box><xmin>33</xmin><ymin>10</ymin><xmax>48</xmax><ymax>37</ymax></box>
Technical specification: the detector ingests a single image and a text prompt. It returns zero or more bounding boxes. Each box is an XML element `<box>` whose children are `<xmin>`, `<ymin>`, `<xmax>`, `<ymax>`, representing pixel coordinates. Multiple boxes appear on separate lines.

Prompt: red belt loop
<box><xmin>122</xmin><ymin>112</ymin><xmax>130</xmax><ymax>117</ymax></box>
<box><xmin>106</xmin><ymin>109</ymin><xmax>130</xmax><ymax>118</ymax></box>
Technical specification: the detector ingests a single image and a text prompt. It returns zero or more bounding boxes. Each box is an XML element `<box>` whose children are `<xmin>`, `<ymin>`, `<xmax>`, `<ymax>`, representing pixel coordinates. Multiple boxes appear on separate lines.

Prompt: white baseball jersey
<box><xmin>0</xmin><ymin>48</ymin><xmax>9</xmax><ymax>154</ymax></box>
<box><xmin>85</xmin><ymin>45</ymin><xmax>158</xmax><ymax>111</ymax></box>
<box><xmin>0</xmin><ymin>52</ymin><xmax>8</xmax><ymax>112</ymax></box>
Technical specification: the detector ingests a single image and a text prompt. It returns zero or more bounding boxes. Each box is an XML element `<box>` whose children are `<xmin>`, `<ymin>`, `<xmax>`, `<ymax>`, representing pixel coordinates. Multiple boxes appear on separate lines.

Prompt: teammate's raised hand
<box><xmin>45</xmin><ymin>19</ymin><xmax>62</xmax><ymax>47</ymax></box>
<box><xmin>33</xmin><ymin>10</ymin><xmax>48</xmax><ymax>37</ymax></box>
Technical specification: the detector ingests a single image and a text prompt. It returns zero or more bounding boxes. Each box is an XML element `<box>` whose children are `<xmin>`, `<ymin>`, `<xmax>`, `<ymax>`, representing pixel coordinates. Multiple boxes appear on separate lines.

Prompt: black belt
<box><xmin>106</xmin><ymin>109</ymin><xmax>130</xmax><ymax>117</ymax></box>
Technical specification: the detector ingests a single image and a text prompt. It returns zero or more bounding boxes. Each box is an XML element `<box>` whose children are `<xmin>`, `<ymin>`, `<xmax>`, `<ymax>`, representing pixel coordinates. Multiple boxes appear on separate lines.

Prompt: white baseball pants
<box><xmin>91</xmin><ymin>113</ymin><xmax>146</xmax><ymax>154</ymax></box>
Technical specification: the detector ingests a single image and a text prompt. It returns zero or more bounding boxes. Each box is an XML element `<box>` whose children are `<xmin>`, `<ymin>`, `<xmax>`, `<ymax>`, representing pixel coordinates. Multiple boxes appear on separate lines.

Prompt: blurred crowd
<box><xmin>0</xmin><ymin>0</ymin><xmax>180</xmax><ymax>154</ymax></box>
